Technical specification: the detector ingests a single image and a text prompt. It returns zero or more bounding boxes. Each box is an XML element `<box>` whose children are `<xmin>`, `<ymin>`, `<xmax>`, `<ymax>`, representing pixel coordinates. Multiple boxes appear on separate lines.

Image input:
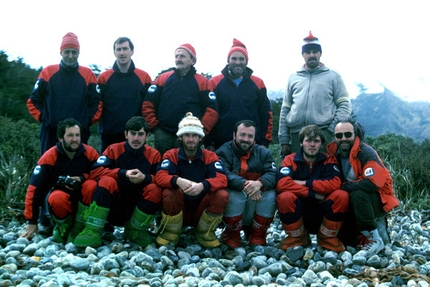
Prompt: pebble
<box><xmin>1</xmin><ymin>210</ymin><xmax>430</xmax><ymax>286</ymax></box>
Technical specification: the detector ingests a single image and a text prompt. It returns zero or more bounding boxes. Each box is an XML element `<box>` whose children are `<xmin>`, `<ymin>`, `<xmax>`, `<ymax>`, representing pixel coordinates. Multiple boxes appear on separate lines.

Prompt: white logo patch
<box><xmin>96</xmin><ymin>84</ymin><xmax>101</xmax><ymax>94</ymax></box>
<box><xmin>208</xmin><ymin>92</ymin><xmax>216</xmax><ymax>100</ymax></box>
<box><xmin>280</xmin><ymin>167</ymin><xmax>291</xmax><ymax>175</ymax></box>
<box><xmin>147</xmin><ymin>85</ymin><xmax>157</xmax><ymax>93</ymax></box>
<box><xmin>214</xmin><ymin>161</ymin><xmax>223</xmax><ymax>170</ymax></box>
<box><xmin>364</xmin><ymin>167</ymin><xmax>374</xmax><ymax>177</ymax></box>
<box><xmin>33</xmin><ymin>80</ymin><xmax>39</xmax><ymax>90</ymax></box>
<box><xmin>33</xmin><ymin>165</ymin><xmax>41</xmax><ymax>175</ymax></box>
<box><xmin>161</xmin><ymin>159</ymin><xmax>170</xmax><ymax>168</ymax></box>
<box><xmin>97</xmin><ymin>156</ymin><xmax>107</xmax><ymax>164</ymax></box>
<box><xmin>333</xmin><ymin>166</ymin><xmax>340</xmax><ymax>173</ymax></box>
<box><xmin>271</xmin><ymin>162</ymin><xmax>276</xmax><ymax>169</ymax></box>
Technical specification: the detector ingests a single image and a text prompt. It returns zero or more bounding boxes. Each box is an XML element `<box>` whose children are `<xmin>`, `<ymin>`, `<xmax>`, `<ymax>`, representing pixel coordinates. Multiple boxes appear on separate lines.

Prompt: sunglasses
<box><xmin>335</xmin><ymin>132</ymin><xmax>354</xmax><ymax>139</ymax></box>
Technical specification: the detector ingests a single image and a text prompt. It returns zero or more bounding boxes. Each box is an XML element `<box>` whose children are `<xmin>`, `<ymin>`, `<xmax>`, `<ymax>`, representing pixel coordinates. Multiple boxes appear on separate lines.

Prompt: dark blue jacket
<box><xmin>206</xmin><ymin>65</ymin><xmax>273</xmax><ymax>149</ymax></box>
<box><xmin>97</xmin><ymin>60</ymin><xmax>152</xmax><ymax>135</ymax></box>
<box><xmin>142</xmin><ymin>67</ymin><xmax>218</xmax><ymax>135</ymax></box>
<box><xmin>27</xmin><ymin>62</ymin><xmax>100</xmax><ymax>129</ymax></box>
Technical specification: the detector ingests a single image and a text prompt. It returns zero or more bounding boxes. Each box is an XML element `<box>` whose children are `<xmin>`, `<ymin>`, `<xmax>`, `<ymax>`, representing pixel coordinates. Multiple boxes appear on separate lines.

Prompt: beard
<box><xmin>63</xmin><ymin>141</ymin><xmax>79</xmax><ymax>153</ymax></box>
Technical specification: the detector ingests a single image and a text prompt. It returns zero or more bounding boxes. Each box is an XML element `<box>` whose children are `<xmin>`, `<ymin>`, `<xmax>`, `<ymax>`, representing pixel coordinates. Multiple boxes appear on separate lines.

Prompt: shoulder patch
<box><xmin>147</xmin><ymin>84</ymin><xmax>157</xmax><ymax>94</ymax></box>
<box><xmin>208</xmin><ymin>91</ymin><xmax>216</xmax><ymax>100</ymax></box>
<box><xmin>280</xmin><ymin>167</ymin><xmax>291</xmax><ymax>175</ymax></box>
<box><xmin>214</xmin><ymin>161</ymin><xmax>223</xmax><ymax>170</ymax></box>
<box><xmin>97</xmin><ymin>156</ymin><xmax>107</xmax><ymax>164</ymax></box>
<box><xmin>33</xmin><ymin>165</ymin><xmax>41</xmax><ymax>175</ymax></box>
<box><xmin>161</xmin><ymin>159</ymin><xmax>170</xmax><ymax>168</ymax></box>
<box><xmin>271</xmin><ymin>162</ymin><xmax>276</xmax><ymax>170</ymax></box>
<box><xmin>364</xmin><ymin>167</ymin><xmax>374</xmax><ymax>177</ymax></box>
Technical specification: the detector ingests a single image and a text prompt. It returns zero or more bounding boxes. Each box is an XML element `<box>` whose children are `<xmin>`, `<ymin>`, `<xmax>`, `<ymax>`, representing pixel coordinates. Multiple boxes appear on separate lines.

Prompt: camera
<box><xmin>57</xmin><ymin>175</ymin><xmax>81</xmax><ymax>190</ymax></box>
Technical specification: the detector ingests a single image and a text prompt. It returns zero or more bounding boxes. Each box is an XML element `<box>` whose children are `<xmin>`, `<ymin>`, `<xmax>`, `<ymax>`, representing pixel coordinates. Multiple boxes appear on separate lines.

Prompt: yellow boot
<box><xmin>196</xmin><ymin>210</ymin><xmax>223</xmax><ymax>248</ymax></box>
<box><xmin>156</xmin><ymin>211</ymin><xmax>183</xmax><ymax>246</ymax></box>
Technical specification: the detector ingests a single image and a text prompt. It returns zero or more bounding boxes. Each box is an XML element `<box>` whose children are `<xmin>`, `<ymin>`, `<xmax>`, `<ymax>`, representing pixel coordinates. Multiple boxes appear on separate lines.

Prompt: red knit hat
<box><xmin>176</xmin><ymin>43</ymin><xmax>197</xmax><ymax>62</ymax></box>
<box><xmin>227</xmin><ymin>38</ymin><xmax>248</xmax><ymax>63</ymax></box>
<box><xmin>60</xmin><ymin>32</ymin><xmax>80</xmax><ymax>52</ymax></box>
<box><xmin>302</xmin><ymin>31</ymin><xmax>322</xmax><ymax>54</ymax></box>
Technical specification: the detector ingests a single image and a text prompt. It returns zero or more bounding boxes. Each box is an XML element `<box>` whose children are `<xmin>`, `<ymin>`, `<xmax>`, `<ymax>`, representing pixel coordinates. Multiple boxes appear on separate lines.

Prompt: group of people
<box><xmin>21</xmin><ymin>31</ymin><xmax>398</xmax><ymax>259</ymax></box>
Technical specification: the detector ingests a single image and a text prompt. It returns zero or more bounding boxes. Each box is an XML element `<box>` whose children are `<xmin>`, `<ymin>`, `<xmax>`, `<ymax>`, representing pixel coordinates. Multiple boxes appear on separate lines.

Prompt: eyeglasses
<box><xmin>335</xmin><ymin>132</ymin><xmax>354</xmax><ymax>139</ymax></box>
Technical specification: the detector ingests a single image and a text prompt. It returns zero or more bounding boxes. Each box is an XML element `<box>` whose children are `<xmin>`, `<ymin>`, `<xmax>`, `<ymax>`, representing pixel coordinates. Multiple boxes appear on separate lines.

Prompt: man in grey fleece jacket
<box><xmin>278</xmin><ymin>31</ymin><xmax>351</xmax><ymax>157</ymax></box>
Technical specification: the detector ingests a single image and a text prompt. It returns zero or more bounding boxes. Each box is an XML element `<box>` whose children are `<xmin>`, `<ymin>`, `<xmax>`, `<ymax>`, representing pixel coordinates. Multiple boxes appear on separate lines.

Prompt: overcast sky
<box><xmin>2</xmin><ymin>0</ymin><xmax>429</xmax><ymax>102</ymax></box>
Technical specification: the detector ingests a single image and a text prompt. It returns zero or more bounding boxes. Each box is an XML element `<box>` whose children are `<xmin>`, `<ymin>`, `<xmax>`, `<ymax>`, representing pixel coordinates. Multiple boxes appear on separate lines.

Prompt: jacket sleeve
<box><xmin>86</xmin><ymin>71</ymin><xmax>102</xmax><ymax>125</ymax></box>
<box><xmin>202</xmin><ymin>151</ymin><xmax>227</xmax><ymax>193</ymax></box>
<box><xmin>198</xmin><ymin>78</ymin><xmax>219</xmax><ymax>135</ymax></box>
<box><xmin>142</xmin><ymin>84</ymin><xmax>160</xmax><ymax>130</ymax></box>
<box><xmin>306</xmin><ymin>156</ymin><xmax>342</xmax><ymax>194</ymax></box>
<box><xmin>256</xmin><ymin>86</ymin><xmax>273</xmax><ymax>146</ymax></box>
<box><xmin>276</xmin><ymin>155</ymin><xmax>310</xmax><ymax>198</ymax></box>
<box><xmin>27</xmin><ymin>71</ymin><xmax>48</xmax><ymax>122</ymax></box>
<box><xmin>24</xmin><ymin>157</ymin><xmax>57</xmax><ymax>223</ymax></box>
<box><xmin>258</xmin><ymin>149</ymin><xmax>277</xmax><ymax>190</ymax></box>
<box><xmin>342</xmin><ymin>146</ymin><xmax>390</xmax><ymax>193</ymax></box>
<box><xmin>216</xmin><ymin>146</ymin><xmax>246</xmax><ymax>191</ymax></box>
<box><xmin>278</xmin><ymin>84</ymin><xmax>292</xmax><ymax>145</ymax></box>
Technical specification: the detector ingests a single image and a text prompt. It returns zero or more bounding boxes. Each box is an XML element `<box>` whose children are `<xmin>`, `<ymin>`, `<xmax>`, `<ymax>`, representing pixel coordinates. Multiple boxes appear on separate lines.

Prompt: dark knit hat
<box><xmin>302</xmin><ymin>31</ymin><xmax>322</xmax><ymax>54</ymax></box>
<box><xmin>176</xmin><ymin>43</ymin><xmax>197</xmax><ymax>62</ymax></box>
<box><xmin>60</xmin><ymin>32</ymin><xmax>80</xmax><ymax>52</ymax></box>
<box><xmin>227</xmin><ymin>38</ymin><xmax>249</xmax><ymax>63</ymax></box>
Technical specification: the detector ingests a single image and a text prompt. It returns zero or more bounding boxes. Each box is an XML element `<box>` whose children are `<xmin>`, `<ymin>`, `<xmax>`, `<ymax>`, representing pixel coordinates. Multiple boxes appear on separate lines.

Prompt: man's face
<box><xmin>180</xmin><ymin>133</ymin><xmax>201</xmax><ymax>153</ymax></box>
<box><xmin>301</xmin><ymin>135</ymin><xmax>322</xmax><ymax>159</ymax></box>
<box><xmin>334</xmin><ymin>122</ymin><xmax>356</xmax><ymax>155</ymax></box>
<box><xmin>233</xmin><ymin>124</ymin><xmax>255</xmax><ymax>152</ymax></box>
<box><xmin>302</xmin><ymin>50</ymin><xmax>321</xmax><ymax>69</ymax></box>
<box><xmin>59</xmin><ymin>125</ymin><xmax>81</xmax><ymax>152</ymax></box>
<box><xmin>114</xmin><ymin>41</ymin><xmax>133</xmax><ymax>66</ymax></box>
<box><xmin>175</xmin><ymin>48</ymin><xmax>195</xmax><ymax>72</ymax></box>
<box><xmin>61</xmin><ymin>48</ymin><xmax>79</xmax><ymax>67</ymax></box>
<box><xmin>228</xmin><ymin>51</ymin><xmax>247</xmax><ymax>77</ymax></box>
<box><xmin>125</xmin><ymin>128</ymin><xmax>147</xmax><ymax>150</ymax></box>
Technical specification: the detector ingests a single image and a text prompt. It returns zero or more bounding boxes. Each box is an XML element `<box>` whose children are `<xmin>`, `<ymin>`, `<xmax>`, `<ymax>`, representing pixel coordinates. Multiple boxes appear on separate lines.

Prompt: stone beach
<box><xmin>1</xmin><ymin>210</ymin><xmax>430</xmax><ymax>287</ymax></box>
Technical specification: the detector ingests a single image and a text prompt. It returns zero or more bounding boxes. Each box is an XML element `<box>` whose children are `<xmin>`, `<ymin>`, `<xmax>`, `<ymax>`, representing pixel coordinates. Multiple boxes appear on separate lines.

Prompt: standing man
<box><xmin>216</xmin><ymin>120</ymin><xmax>277</xmax><ymax>248</ymax></box>
<box><xmin>155</xmin><ymin>112</ymin><xmax>228</xmax><ymax>248</ymax></box>
<box><xmin>21</xmin><ymin>118</ymin><xmax>100</xmax><ymax>244</ymax></box>
<box><xmin>205</xmin><ymin>38</ymin><xmax>273</xmax><ymax>151</ymax></box>
<box><xmin>74</xmin><ymin>116</ymin><xmax>162</xmax><ymax>248</ymax></box>
<box><xmin>143</xmin><ymin>43</ymin><xmax>218</xmax><ymax>155</ymax></box>
<box><xmin>277</xmin><ymin>124</ymin><xmax>349</xmax><ymax>253</ymax></box>
<box><xmin>27</xmin><ymin>32</ymin><xmax>101</xmax><ymax>155</ymax></box>
<box><xmin>327</xmin><ymin>117</ymin><xmax>399</xmax><ymax>258</ymax></box>
<box><xmin>97</xmin><ymin>37</ymin><xmax>153</xmax><ymax>153</ymax></box>
<box><xmin>278</xmin><ymin>31</ymin><xmax>351</xmax><ymax>157</ymax></box>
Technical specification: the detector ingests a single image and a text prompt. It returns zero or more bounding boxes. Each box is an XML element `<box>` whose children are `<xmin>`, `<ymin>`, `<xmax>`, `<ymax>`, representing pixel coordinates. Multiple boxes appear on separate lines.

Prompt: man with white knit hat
<box><xmin>278</xmin><ymin>31</ymin><xmax>352</xmax><ymax>156</ymax></box>
<box><xmin>143</xmin><ymin>43</ymin><xmax>219</xmax><ymax>156</ymax></box>
<box><xmin>26</xmin><ymin>32</ymin><xmax>101</xmax><ymax>231</ymax></box>
<box><xmin>155</xmin><ymin>112</ymin><xmax>228</xmax><ymax>248</ymax></box>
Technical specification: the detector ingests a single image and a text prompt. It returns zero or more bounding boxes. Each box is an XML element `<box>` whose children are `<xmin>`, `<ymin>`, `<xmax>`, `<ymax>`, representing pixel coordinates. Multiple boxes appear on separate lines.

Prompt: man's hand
<box><xmin>21</xmin><ymin>223</ymin><xmax>37</xmax><ymax>239</ymax></box>
<box><xmin>243</xmin><ymin>180</ymin><xmax>263</xmax><ymax>202</ymax></box>
<box><xmin>183</xmin><ymin>181</ymin><xmax>204</xmax><ymax>196</ymax></box>
<box><xmin>126</xmin><ymin>169</ymin><xmax>145</xmax><ymax>184</ymax></box>
<box><xmin>280</xmin><ymin>144</ymin><xmax>291</xmax><ymax>158</ymax></box>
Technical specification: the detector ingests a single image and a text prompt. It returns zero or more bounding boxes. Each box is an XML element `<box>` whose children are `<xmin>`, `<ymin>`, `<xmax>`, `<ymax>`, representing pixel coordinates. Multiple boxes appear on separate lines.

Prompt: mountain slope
<box><xmin>352</xmin><ymin>88</ymin><xmax>430</xmax><ymax>140</ymax></box>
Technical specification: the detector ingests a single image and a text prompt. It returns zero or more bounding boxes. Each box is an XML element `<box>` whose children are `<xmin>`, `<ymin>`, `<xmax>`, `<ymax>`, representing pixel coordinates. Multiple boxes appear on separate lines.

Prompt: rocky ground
<box><xmin>1</xmin><ymin>210</ymin><xmax>430</xmax><ymax>287</ymax></box>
